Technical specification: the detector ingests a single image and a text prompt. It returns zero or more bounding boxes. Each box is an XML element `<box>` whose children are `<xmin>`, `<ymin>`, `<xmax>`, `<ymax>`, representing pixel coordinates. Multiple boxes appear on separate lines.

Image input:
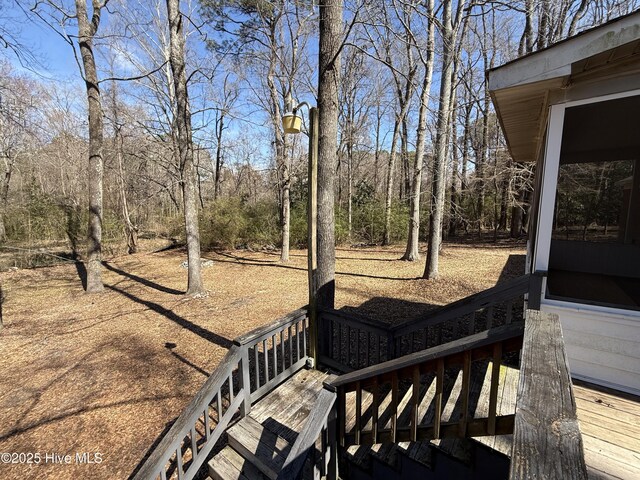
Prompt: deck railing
<box><xmin>327</xmin><ymin>323</ymin><xmax>525</xmax><ymax>447</ymax></box>
<box><xmin>319</xmin><ymin>275</ymin><xmax>531</xmax><ymax>372</ymax></box>
<box><xmin>132</xmin><ymin>308</ymin><xmax>310</xmax><ymax>480</ymax></box>
<box><xmin>510</xmin><ymin>310</ymin><xmax>587</xmax><ymax>479</ymax></box>
<box><xmin>276</xmin><ymin>386</ymin><xmax>338</xmax><ymax>480</ymax></box>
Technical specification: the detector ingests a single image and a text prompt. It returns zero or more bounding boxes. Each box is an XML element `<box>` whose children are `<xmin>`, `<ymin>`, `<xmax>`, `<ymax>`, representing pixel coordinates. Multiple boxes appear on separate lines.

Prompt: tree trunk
<box><xmin>403</xmin><ymin>0</ymin><xmax>435</xmax><ymax>261</ymax></box>
<box><xmin>214</xmin><ymin>112</ymin><xmax>224</xmax><ymax>200</ymax></box>
<box><xmin>383</xmin><ymin>120</ymin><xmax>402</xmax><ymax>245</ymax></box>
<box><xmin>167</xmin><ymin>0</ymin><xmax>204</xmax><ymax>295</ymax></box>
<box><xmin>280</xmin><ymin>152</ymin><xmax>291</xmax><ymax>262</ymax></box>
<box><xmin>110</xmin><ymin>82</ymin><xmax>138</xmax><ymax>254</ymax></box>
<box><xmin>0</xmin><ymin>154</ymin><xmax>15</xmax><ymax>243</ymax></box>
<box><xmin>316</xmin><ymin>0</ymin><xmax>342</xmax><ymax>309</ymax></box>
<box><xmin>76</xmin><ymin>0</ymin><xmax>105</xmax><ymax>293</ymax></box>
<box><xmin>424</xmin><ymin>0</ymin><xmax>465</xmax><ymax>279</ymax></box>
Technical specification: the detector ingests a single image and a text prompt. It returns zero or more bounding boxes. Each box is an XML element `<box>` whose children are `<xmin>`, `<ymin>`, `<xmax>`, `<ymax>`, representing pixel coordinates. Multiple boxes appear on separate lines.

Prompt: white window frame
<box><xmin>533</xmin><ymin>88</ymin><xmax>640</xmax><ymax>314</ymax></box>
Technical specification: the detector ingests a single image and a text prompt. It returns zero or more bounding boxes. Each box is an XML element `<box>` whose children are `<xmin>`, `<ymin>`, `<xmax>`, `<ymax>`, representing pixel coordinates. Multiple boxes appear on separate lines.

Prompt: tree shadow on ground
<box><xmin>337</xmin><ymin>253</ymin><xmax>527</xmax><ymax>325</ymax></box>
<box><xmin>107</xmin><ymin>284</ymin><xmax>232</xmax><ymax>349</ymax></box>
<box><xmin>164</xmin><ymin>342</ymin><xmax>210</xmax><ymax>377</ymax></box>
<box><xmin>213</xmin><ymin>252</ymin><xmax>416</xmax><ymax>281</ymax></box>
<box><xmin>72</xmin><ymin>257</ymin><xmax>87</xmax><ymax>290</ymax></box>
<box><xmin>103</xmin><ymin>261</ymin><xmax>183</xmax><ymax>295</ymax></box>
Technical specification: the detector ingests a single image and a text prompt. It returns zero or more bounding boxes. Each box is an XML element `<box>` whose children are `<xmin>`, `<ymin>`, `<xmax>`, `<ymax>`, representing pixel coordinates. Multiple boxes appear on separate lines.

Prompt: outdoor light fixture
<box><xmin>282</xmin><ymin>111</ymin><xmax>302</xmax><ymax>134</ymax></box>
<box><xmin>282</xmin><ymin>101</ymin><xmax>309</xmax><ymax>135</ymax></box>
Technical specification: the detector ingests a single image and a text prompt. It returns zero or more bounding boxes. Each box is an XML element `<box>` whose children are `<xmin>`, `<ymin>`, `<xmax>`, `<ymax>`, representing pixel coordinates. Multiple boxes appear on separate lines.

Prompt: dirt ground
<box><xmin>0</xmin><ymin>241</ymin><xmax>525</xmax><ymax>480</ymax></box>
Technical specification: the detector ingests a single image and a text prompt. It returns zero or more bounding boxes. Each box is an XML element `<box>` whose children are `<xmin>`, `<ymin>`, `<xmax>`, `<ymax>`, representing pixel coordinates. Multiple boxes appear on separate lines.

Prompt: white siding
<box><xmin>540</xmin><ymin>301</ymin><xmax>640</xmax><ymax>396</ymax></box>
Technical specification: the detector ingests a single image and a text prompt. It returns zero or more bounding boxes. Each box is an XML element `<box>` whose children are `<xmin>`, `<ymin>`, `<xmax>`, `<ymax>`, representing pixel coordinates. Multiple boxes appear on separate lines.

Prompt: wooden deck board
<box><xmin>573</xmin><ymin>382</ymin><xmax>640</xmax><ymax>480</ymax></box>
<box><xmin>248</xmin><ymin>368</ymin><xmax>329</xmax><ymax>444</ymax></box>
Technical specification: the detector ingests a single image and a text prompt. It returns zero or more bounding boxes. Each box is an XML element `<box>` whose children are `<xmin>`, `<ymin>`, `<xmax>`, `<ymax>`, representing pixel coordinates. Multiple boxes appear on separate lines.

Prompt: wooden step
<box><xmin>227</xmin><ymin>416</ymin><xmax>291</xmax><ymax>480</ymax></box>
<box><xmin>208</xmin><ymin>446</ymin><xmax>266</xmax><ymax>480</ymax></box>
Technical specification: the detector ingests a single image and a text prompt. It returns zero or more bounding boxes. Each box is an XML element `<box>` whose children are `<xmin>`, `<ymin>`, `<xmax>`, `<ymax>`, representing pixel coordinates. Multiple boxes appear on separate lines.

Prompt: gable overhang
<box><xmin>489</xmin><ymin>12</ymin><xmax>640</xmax><ymax>164</ymax></box>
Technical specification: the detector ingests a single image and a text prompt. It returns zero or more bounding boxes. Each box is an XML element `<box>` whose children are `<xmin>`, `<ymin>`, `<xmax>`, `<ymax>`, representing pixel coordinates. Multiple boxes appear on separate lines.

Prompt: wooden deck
<box><xmin>573</xmin><ymin>381</ymin><xmax>640</xmax><ymax>480</ymax></box>
<box><xmin>206</xmin><ymin>365</ymin><xmax>640</xmax><ymax>480</ymax></box>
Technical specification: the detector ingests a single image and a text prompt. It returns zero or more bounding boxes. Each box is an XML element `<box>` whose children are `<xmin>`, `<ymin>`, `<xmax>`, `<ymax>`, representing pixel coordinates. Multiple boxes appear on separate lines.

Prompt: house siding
<box><xmin>540</xmin><ymin>301</ymin><xmax>640</xmax><ymax>396</ymax></box>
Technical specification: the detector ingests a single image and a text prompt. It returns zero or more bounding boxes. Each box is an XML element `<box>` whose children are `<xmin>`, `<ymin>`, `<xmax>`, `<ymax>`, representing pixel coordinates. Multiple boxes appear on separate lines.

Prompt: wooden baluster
<box><xmin>287</xmin><ymin>326</ymin><xmax>293</xmax><ymax>368</ymax></box>
<box><xmin>506</xmin><ymin>300</ymin><xmax>513</xmax><ymax>324</ymax></box>
<box><xmin>302</xmin><ymin>318</ymin><xmax>307</xmax><ymax>356</ymax></box>
<box><xmin>191</xmin><ymin>426</ymin><xmax>198</xmax><ymax>458</ymax></box>
<box><xmin>355</xmin><ymin>381</ymin><xmax>362</xmax><ymax>444</ymax></box>
<box><xmin>487</xmin><ymin>305</ymin><xmax>494</xmax><ymax>329</ymax></box>
<box><xmin>176</xmin><ymin>447</ymin><xmax>184</xmax><ymax>480</ymax></box>
<box><xmin>229</xmin><ymin>373</ymin><xmax>234</xmax><ymax>402</ymax></box>
<box><xmin>391</xmin><ymin>372</ymin><xmax>399</xmax><ymax>443</ymax></box>
<box><xmin>338</xmin><ymin>388</ymin><xmax>346</xmax><ymax>447</ymax></box>
<box><xmin>434</xmin><ymin>359</ymin><xmax>444</xmax><ymax>439</ymax></box>
<box><xmin>364</xmin><ymin>331</ymin><xmax>370</xmax><ymax>367</ymax></box>
<box><xmin>160</xmin><ymin>468</ymin><xmax>167</xmax><ymax>480</ymax></box>
<box><xmin>294</xmin><ymin>322</ymin><xmax>300</xmax><ymax>362</ymax></box>
<box><xmin>459</xmin><ymin>350</ymin><xmax>471</xmax><ymax>437</ymax></box>
<box><xmin>253</xmin><ymin>345</ymin><xmax>260</xmax><ymax>389</ymax></box>
<box><xmin>346</xmin><ymin>325</ymin><xmax>351</xmax><ymax>366</ymax></box>
<box><xmin>372</xmin><ymin>378</ymin><xmax>379</xmax><ymax>443</ymax></box>
<box><xmin>271</xmin><ymin>334</ymin><xmax>277</xmax><ymax>377</ymax></box>
<box><xmin>262</xmin><ymin>339</ymin><xmax>269</xmax><ymax>382</ymax></box>
<box><xmin>280</xmin><ymin>330</ymin><xmax>285</xmax><ymax>373</ymax></box>
<box><xmin>320</xmin><ymin>420</ymin><xmax>328</xmax><ymax>477</ymax></box>
<box><xmin>216</xmin><ymin>389</ymin><xmax>222</xmax><ymax>422</ymax></box>
<box><xmin>469</xmin><ymin>311</ymin><xmax>476</xmax><ymax>335</ymax></box>
<box><xmin>387</xmin><ymin>331</ymin><xmax>396</xmax><ymax>360</ymax></box>
<box><xmin>327</xmin><ymin>403</ymin><xmax>338</xmax><ymax>479</ymax></box>
<box><xmin>240</xmin><ymin>347</ymin><xmax>251</xmax><ymax>415</ymax></box>
<box><xmin>411</xmin><ymin>365</ymin><xmax>420</xmax><ymax>441</ymax></box>
<box><xmin>488</xmin><ymin>342</ymin><xmax>502</xmax><ymax>435</ymax></box>
<box><xmin>204</xmin><ymin>407</ymin><xmax>211</xmax><ymax>439</ymax></box>
<box><xmin>356</xmin><ymin>329</ymin><xmax>361</xmax><ymax>368</ymax></box>
<box><xmin>337</xmin><ymin>323</ymin><xmax>342</xmax><ymax>363</ymax></box>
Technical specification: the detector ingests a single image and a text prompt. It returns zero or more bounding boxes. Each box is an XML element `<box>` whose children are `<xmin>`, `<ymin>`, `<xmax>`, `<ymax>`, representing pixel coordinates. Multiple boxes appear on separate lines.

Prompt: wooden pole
<box><xmin>308</xmin><ymin>107</ymin><xmax>319</xmax><ymax>364</ymax></box>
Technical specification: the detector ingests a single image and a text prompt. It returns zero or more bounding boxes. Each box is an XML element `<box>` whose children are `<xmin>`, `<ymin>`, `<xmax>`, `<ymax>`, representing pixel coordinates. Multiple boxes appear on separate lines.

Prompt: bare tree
<box><xmin>167</xmin><ymin>0</ymin><xmax>204</xmax><ymax>295</ymax></box>
<box><xmin>424</xmin><ymin>0</ymin><xmax>468</xmax><ymax>280</ymax></box>
<box><xmin>75</xmin><ymin>0</ymin><xmax>108</xmax><ymax>292</ymax></box>
<box><xmin>316</xmin><ymin>0</ymin><xmax>342</xmax><ymax>309</ymax></box>
<box><xmin>402</xmin><ymin>0</ymin><xmax>435</xmax><ymax>261</ymax></box>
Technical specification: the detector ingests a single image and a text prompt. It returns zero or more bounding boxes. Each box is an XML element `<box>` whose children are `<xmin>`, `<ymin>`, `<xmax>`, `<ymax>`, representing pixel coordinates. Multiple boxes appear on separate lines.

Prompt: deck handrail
<box><xmin>318</xmin><ymin>275</ymin><xmax>531</xmax><ymax>371</ymax></box>
<box><xmin>132</xmin><ymin>307</ymin><xmax>310</xmax><ymax>480</ymax></box>
<box><xmin>277</xmin><ymin>386</ymin><xmax>337</xmax><ymax>480</ymax></box>
<box><xmin>392</xmin><ymin>274</ymin><xmax>531</xmax><ymax>335</ymax></box>
<box><xmin>235</xmin><ymin>307</ymin><xmax>308</xmax><ymax>346</ymax></box>
<box><xmin>132</xmin><ymin>346</ymin><xmax>244</xmax><ymax>480</ymax></box>
<box><xmin>509</xmin><ymin>309</ymin><xmax>587</xmax><ymax>479</ymax></box>
<box><xmin>329</xmin><ymin>323</ymin><xmax>524</xmax><ymax>388</ymax></box>
<box><xmin>327</xmin><ymin>323</ymin><xmax>525</xmax><ymax>447</ymax></box>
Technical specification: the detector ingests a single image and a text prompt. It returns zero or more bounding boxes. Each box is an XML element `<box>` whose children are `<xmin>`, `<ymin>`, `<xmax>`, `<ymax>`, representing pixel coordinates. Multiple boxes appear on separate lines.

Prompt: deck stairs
<box><xmin>207</xmin><ymin>356</ymin><xmax>520</xmax><ymax>480</ymax></box>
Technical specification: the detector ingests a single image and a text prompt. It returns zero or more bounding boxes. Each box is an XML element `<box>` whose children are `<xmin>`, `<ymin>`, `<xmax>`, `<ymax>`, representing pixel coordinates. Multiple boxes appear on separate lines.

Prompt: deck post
<box><xmin>326</xmin><ymin>400</ymin><xmax>338</xmax><ymax>480</ymax></box>
<box><xmin>239</xmin><ymin>344</ymin><xmax>252</xmax><ymax>416</ymax></box>
<box><xmin>308</xmin><ymin>107</ymin><xmax>319</xmax><ymax>364</ymax></box>
<box><xmin>528</xmin><ymin>271</ymin><xmax>545</xmax><ymax>310</ymax></box>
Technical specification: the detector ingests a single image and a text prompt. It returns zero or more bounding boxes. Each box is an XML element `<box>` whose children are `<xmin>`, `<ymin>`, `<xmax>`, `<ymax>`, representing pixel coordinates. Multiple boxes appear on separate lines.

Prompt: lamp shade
<box><xmin>283</xmin><ymin>112</ymin><xmax>302</xmax><ymax>134</ymax></box>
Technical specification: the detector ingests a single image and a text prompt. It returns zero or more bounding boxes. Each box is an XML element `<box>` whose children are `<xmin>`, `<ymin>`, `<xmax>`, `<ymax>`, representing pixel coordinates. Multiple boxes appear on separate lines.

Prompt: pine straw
<box><xmin>0</xmin><ymin>240</ymin><xmax>524</xmax><ymax>480</ymax></box>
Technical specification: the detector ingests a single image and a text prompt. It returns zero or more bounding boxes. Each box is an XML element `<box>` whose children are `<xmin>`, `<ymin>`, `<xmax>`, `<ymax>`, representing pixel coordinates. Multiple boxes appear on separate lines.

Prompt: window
<box><xmin>545</xmin><ymin>96</ymin><xmax>640</xmax><ymax>310</ymax></box>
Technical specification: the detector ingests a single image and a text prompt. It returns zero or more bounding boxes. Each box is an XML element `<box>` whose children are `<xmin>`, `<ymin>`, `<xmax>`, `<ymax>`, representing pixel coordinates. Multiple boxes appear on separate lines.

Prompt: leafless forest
<box><xmin>1</xmin><ymin>0</ymin><xmax>638</xmax><ymax>287</ymax></box>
